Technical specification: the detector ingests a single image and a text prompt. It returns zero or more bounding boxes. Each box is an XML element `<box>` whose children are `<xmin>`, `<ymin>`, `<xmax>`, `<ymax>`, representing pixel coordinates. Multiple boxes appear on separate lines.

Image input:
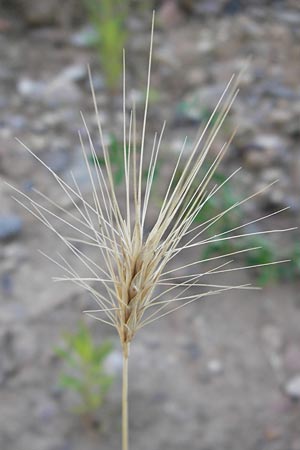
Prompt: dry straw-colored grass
<box><xmin>9</xmin><ymin>13</ymin><xmax>295</xmax><ymax>450</ymax></box>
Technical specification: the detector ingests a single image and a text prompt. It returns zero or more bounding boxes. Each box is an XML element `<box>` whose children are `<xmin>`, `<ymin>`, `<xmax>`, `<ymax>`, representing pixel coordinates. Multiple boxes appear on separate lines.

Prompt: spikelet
<box><xmin>9</xmin><ymin>14</ymin><xmax>294</xmax><ymax>363</ymax></box>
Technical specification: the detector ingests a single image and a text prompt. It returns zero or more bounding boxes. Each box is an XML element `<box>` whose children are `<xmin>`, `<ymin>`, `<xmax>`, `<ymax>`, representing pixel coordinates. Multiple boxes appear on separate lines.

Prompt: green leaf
<box><xmin>59</xmin><ymin>374</ymin><xmax>82</xmax><ymax>392</ymax></box>
<box><xmin>94</xmin><ymin>340</ymin><xmax>114</xmax><ymax>364</ymax></box>
<box><xmin>54</xmin><ymin>346</ymin><xmax>78</xmax><ymax>368</ymax></box>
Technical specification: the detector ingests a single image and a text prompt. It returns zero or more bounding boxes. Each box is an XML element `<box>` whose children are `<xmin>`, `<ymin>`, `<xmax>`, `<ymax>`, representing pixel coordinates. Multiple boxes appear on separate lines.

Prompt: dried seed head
<box><xmin>10</xmin><ymin>16</ymin><xmax>294</xmax><ymax>354</ymax></box>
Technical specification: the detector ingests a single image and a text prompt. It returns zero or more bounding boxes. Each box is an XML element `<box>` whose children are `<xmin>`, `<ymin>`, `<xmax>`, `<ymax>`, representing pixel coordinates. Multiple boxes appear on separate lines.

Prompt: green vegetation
<box><xmin>55</xmin><ymin>322</ymin><xmax>114</xmax><ymax>416</ymax></box>
<box><xmin>89</xmin><ymin>133</ymin><xmax>127</xmax><ymax>185</ymax></box>
<box><xmin>83</xmin><ymin>0</ymin><xmax>128</xmax><ymax>92</ymax></box>
<box><xmin>90</xmin><ymin>133</ymin><xmax>161</xmax><ymax>186</ymax></box>
<box><xmin>191</xmin><ymin>168</ymin><xmax>297</xmax><ymax>286</ymax></box>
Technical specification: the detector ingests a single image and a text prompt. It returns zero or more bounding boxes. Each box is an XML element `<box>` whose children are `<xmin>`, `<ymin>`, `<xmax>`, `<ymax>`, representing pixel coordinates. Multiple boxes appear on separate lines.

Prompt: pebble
<box><xmin>70</xmin><ymin>25</ymin><xmax>99</xmax><ymax>48</ymax></box>
<box><xmin>7</xmin><ymin>115</ymin><xmax>27</xmax><ymax>131</ymax></box>
<box><xmin>59</xmin><ymin>64</ymin><xmax>87</xmax><ymax>83</ymax></box>
<box><xmin>284</xmin><ymin>345</ymin><xmax>300</xmax><ymax>372</ymax></box>
<box><xmin>285</xmin><ymin>375</ymin><xmax>300</xmax><ymax>400</ymax></box>
<box><xmin>17</xmin><ymin>78</ymin><xmax>45</xmax><ymax>100</ymax></box>
<box><xmin>207</xmin><ymin>359</ymin><xmax>223</xmax><ymax>375</ymax></box>
<box><xmin>157</xmin><ymin>0</ymin><xmax>184</xmax><ymax>29</ymax></box>
<box><xmin>17</xmin><ymin>0</ymin><xmax>83</xmax><ymax>27</ymax></box>
<box><xmin>104</xmin><ymin>350</ymin><xmax>123</xmax><ymax>376</ymax></box>
<box><xmin>242</xmin><ymin>134</ymin><xmax>286</xmax><ymax>169</ymax></box>
<box><xmin>85</xmin><ymin>73</ymin><xmax>105</xmax><ymax>92</ymax></box>
<box><xmin>263</xmin><ymin>326</ymin><xmax>283</xmax><ymax>355</ymax></box>
<box><xmin>18</xmin><ymin>71</ymin><xmax>82</xmax><ymax>107</ymax></box>
<box><xmin>292</xmin><ymin>439</ymin><xmax>300</xmax><ymax>450</ymax></box>
<box><xmin>0</xmin><ymin>215</ymin><xmax>23</xmax><ymax>241</ymax></box>
<box><xmin>263</xmin><ymin>425</ymin><xmax>282</xmax><ymax>441</ymax></box>
<box><xmin>190</xmin><ymin>0</ymin><xmax>223</xmax><ymax>15</ymax></box>
<box><xmin>42</xmin><ymin>77</ymin><xmax>82</xmax><ymax>107</ymax></box>
<box><xmin>261</xmin><ymin>81</ymin><xmax>297</xmax><ymax>100</ymax></box>
<box><xmin>270</xmin><ymin>108</ymin><xmax>293</xmax><ymax>128</ymax></box>
<box><xmin>184</xmin><ymin>342</ymin><xmax>201</xmax><ymax>360</ymax></box>
<box><xmin>223</xmin><ymin>0</ymin><xmax>243</xmax><ymax>15</ymax></box>
<box><xmin>0</xmin><ymin>330</ymin><xmax>16</xmax><ymax>383</ymax></box>
<box><xmin>1</xmin><ymin>273</ymin><xmax>13</xmax><ymax>297</ymax></box>
<box><xmin>35</xmin><ymin>398</ymin><xmax>58</xmax><ymax>423</ymax></box>
<box><xmin>42</xmin><ymin>149</ymin><xmax>70</xmax><ymax>174</ymax></box>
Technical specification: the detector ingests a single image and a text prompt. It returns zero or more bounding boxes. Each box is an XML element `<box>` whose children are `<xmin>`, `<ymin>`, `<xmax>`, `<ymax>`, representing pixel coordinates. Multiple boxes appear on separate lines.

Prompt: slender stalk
<box><xmin>122</xmin><ymin>346</ymin><xmax>129</xmax><ymax>450</ymax></box>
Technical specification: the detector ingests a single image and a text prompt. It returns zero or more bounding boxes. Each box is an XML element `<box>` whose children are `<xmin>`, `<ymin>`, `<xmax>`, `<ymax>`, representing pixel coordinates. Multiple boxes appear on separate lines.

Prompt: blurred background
<box><xmin>0</xmin><ymin>1</ymin><xmax>300</xmax><ymax>449</ymax></box>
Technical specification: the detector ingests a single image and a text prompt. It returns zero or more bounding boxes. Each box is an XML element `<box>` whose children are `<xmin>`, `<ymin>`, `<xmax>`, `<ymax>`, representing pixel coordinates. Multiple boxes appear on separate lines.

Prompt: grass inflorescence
<box><xmin>9</xmin><ymin>13</ymin><xmax>295</xmax><ymax>450</ymax></box>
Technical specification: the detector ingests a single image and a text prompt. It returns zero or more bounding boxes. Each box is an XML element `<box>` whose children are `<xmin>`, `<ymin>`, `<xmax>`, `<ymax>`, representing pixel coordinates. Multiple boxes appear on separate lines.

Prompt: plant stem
<box><xmin>122</xmin><ymin>345</ymin><xmax>129</xmax><ymax>450</ymax></box>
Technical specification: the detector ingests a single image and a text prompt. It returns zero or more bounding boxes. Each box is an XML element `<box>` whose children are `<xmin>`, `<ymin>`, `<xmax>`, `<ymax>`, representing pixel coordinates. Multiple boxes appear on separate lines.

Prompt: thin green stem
<box><xmin>122</xmin><ymin>346</ymin><xmax>129</xmax><ymax>450</ymax></box>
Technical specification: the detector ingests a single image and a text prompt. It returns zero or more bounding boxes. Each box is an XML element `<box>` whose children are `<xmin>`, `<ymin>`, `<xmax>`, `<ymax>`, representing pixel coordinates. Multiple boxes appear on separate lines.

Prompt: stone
<box><xmin>270</xmin><ymin>108</ymin><xmax>293</xmax><ymax>128</ymax></box>
<box><xmin>7</xmin><ymin>115</ymin><xmax>27</xmax><ymax>131</ymax></box>
<box><xmin>284</xmin><ymin>345</ymin><xmax>300</xmax><ymax>372</ymax></box>
<box><xmin>242</xmin><ymin>134</ymin><xmax>286</xmax><ymax>169</ymax></box>
<box><xmin>59</xmin><ymin>64</ymin><xmax>87</xmax><ymax>83</ymax></box>
<box><xmin>42</xmin><ymin>77</ymin><xmax>82</xmax><ymax>107</ymax></box>
<box><xmin>174</xmin><ymin>84</ymin><xmax>229</xmax><ymax>125</ymax></box>
<box><xmin>261</xmin><ymin>81</ymin><xmax>297</xmax><ymax>100</ymax></box>
<box><xmin>0</xmin><ymin>330</ymin><xmax>16</xmax><ymax>383</ymax></box>
<box><xmin>17</xmin><ymin>78</ymin><xmax>45</xmax><ymax>100</ymax></box>
<box><xmin>187</xmin><ymin>0</ymin><xmax>223</xmax><ymax>15</ymax></box>
<box><xmin>184</xmin><ymin>342</ymin><xmax>201</xmax><ymax>360</ymax></box>
<box><xmin>157</xmin><ymin>0</ymin><xmax>184</xmax><ymax>29</ymax></box>
<box><xmin>70</xmin><ymin>25</ymin><xmax>99</xmax><ymax>48</ymax></box>
<box><xmin>15</xmin><ymin>0</ymin><xmax>84</xmax><ymax>27</ymax></box>
<box><xmin>1</xmin><ymin>273</ymin><xmax>13</xmax><ymax>297</ymax></box>
<box><xmin>104</xmin><ymin>350</ymin><xmax>123</xmax><ymax>376</ymax></box>
<box><xmin>263</xmin><ymin>425</ymin><xmax>282</xmax><ymax>441</ymax></box>
<box><xmin>18</xmin><ymin>69</ymin><xmax>82</xmax><ymax>107</ymax></box>
<box><xmin>42</xmin><ymin>148</ymin><xmax>70</xmax><ymax>174</ymax></box>
<box><xmin>262</xmin><ymin>325</ymin><xmax>282</xmax><ymax>351</ymax></box>
<box><xmin>207</xmin><ymin>359</ymin><xmax>223</xmax><ymax>375</ymax></box>
<box><xmin>285</xmin><ymin>375</ymin><xmax>300</xmax><ymax>400</ymax></box>
<box><xmin>0</xmin><ymin>215</ymin><xmax>22</xmax><ymax>241</ymax></box>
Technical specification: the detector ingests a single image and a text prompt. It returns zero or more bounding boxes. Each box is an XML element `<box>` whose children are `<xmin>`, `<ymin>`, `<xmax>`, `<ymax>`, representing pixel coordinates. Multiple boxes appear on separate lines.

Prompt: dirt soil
<box><xmin>0</xmin><ymin>2</ymin><xmax>300</xmax><ymax>450</ymax></box>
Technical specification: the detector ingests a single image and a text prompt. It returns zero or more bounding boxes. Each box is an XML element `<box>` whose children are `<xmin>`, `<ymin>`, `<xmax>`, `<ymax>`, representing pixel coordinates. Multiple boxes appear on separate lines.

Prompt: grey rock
<box><xmin>42</xmin><ymin>78</ymin><xmax>82</xmax><ymax>107</ymax></box>
<box><xmin>190</xmin><ymin>0</ymin><xmax>223</xmax><ymax>15</ymax></box>
<box><xmin>35</xmin><ymin>398</ymin><xmax>58</xmax><ymax>423</ymax></box>
<box><xmin>15</xmin><ymin>0</ymin><xmax>84</xmax><ymax>26</ymax></box>
<box><xmin>270</xmin><ymin>108</ymin><xmax>293</xmax><ymax>128</ymax></box>
<box><xmin>207</xmin><ymin>359</ymin><xmax>223</xmax><ymax>375</ymax></box>
<box><xmin>86</xmin><ymin>74</ymin><xmax>105</xmax><ymax>92</ymax></box>
<box><xmin>18</xmin><ymin>70</ymin><xmax>82</xmax><ymax>107</ymax></box>
<box><xmin>260</xmin><ymin>81</ymin><xmax>298</xmax><ymax>100</ymax></box>
<box><xmin>42</xmin><ymin>149</ymin><xmax>70</xmax><ymax>174</ymax></box>
<box><xmin>285</xmin><ymin>375</ymin><xmax>300</xmax><ymax>400</ymax></box>
<box><xmin>70</xmin><ymin>25</ymin><xmax>99</xmax><ymax>48</ymax></box>
<box><xmin>104</xmin><ymin>350</ymin><xmax>123</xmax><ymax>375</ymax></box>
<box><xmin>63</xmin><ymin>147</ymin><xmax>98</xmax><ymax>192</ymax></box>
<box><xmin>184</xmin><ymin>342</ymin><xmax>201</xmax><ymax>360</ymax></box>
<box><xmin>0</xmin><ymin>330</ymin><xmax>16</xmax><ymax>383</ymax></box>
<box><xmin>7</xmin><ymin>115</ymin><xmax>27</xmax><ymax>131</ymax></box>
<box><xmin>59</xmin><ymin>64</ymin><xmax>87</xmax><ymax>83</ymax></box>
<box><xmin>157</xmin><ymin>0</ymin><xmax>184</xmax><ymax>29</ymax></box>
<box><xmin>284</xmin><ymin>345</ymin><xmax>300</xmax><ymax>372</ymax></box>
<box><xmin>0</xmin><ymin>215</ymin><xmax>22</xmax><ymax>241</ymax></box>
<box><xmin>1</xmin><ymin>273</ymin><xmax>13</xmax><ymax>297</ymax></box>
<box><xmin>17</xmin><ymin>78</ymin><xmax>45</xmax><ymax>100</ymax></box>
<box><xmin>242</xmin><ymin>134</ymin><xmax>286</xmax><ymax>169</ymax></box>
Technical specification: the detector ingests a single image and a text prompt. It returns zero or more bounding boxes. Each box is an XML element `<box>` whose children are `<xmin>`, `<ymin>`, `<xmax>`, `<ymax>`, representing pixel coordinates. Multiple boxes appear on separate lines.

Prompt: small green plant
<box><xmin>89</xmin><ymin>133</ymin><xmax>127</xmax><ymax>186</ymax></box>
<box><xmin>275</xmin><ymin>242</ymin><xmax>300</xmax><ymax>282</ymax></box>
<box><xmin>55</xmin><ymin>322</ymin><xmax>114</xmax><ymax>416</ymax></box>
<box><xmin>192</xmin><ymin>169</ymin><xmax>291</xmax><ymax>285</ymax></box>
<box><xmin>90</xmin><ymin>133</ymin><xmax>161</xmax><ymax>186</ymax></box>
<box><xmin>84</xmin><ymin>0</ymin><xmax>128</xmax><ymax>93</ymax></box>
